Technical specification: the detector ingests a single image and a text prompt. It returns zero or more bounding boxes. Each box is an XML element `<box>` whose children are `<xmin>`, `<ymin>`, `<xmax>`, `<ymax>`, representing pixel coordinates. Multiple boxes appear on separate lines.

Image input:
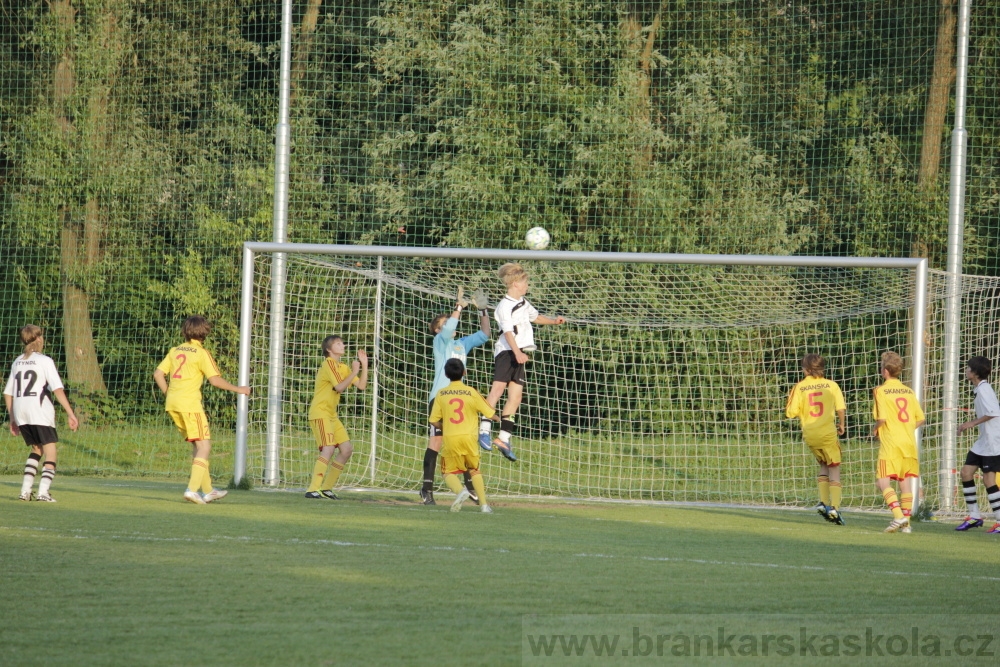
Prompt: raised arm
<box><xmin>534</xmin><ymin>315</ymin><xmax>566</xmax><ymax>326</ymax></box>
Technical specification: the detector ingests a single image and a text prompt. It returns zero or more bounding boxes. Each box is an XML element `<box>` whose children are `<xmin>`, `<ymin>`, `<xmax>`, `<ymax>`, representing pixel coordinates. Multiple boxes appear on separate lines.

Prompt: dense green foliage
<box><xmin>1</xmin><ymin>0</ymin><xmax>997</xmax><ymax>424</ymax></box>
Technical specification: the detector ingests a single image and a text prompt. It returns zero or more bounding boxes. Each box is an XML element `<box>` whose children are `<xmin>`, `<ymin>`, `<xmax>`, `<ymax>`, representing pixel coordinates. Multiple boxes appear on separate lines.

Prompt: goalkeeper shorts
<box><xmin>168</xmin><ymin>411</ymin><xmax>211</xmax><ymax>442</ymax></box>
<box><xmin>311</xmin><ymin>417</ymin><xmax>350</xmax><ymax>449</ymax></box>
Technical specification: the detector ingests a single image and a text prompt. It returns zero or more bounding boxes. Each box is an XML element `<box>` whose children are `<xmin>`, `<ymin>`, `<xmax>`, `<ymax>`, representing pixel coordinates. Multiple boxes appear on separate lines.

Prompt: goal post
<box><xmin>234</xmin><ymin>243</ymin><xmax>930</xmax><ymax>509</ymax></box>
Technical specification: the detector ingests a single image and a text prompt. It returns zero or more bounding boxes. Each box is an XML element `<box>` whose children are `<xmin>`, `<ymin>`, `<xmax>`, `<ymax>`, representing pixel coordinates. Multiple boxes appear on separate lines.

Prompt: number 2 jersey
<box><xmin>3</xmin><ymin>353</ymin><xmax>65</xmax><ymax>428</ymax></box>
<box><xmin>785</xmin><ymin>376</ymin><xmax>846</xmax><ymax>449</ymax></box>
<box><xmin>872</xmin><ymin>377</ymin><xmax>924</xmax><ymax>459</ymax></box>
<box><xmin>156</xmin><ymin>339</ymin><xmax>221</xmax><ymax>413</ymax></box>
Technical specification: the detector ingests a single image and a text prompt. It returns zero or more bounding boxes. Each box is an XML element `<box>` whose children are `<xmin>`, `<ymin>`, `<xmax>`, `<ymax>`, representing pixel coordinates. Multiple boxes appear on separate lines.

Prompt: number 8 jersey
<box><xmin>872</xmin><ymin>377</ymin><xmax>925</xmax><ymax>458</ymax></box>
<box><xmin>156</xmin><ymin>339</ymin><xmax>221</xmax><ymax>413</ymax></box>
<box><xmin>3</xmin><ymin>353</ymin><xmax>65</xmax><ymax>428</ymax></box>
<box><xmin>785</xmin><ymin>376</ymin><xmax>846</xmax><ymax>448</ymax></box>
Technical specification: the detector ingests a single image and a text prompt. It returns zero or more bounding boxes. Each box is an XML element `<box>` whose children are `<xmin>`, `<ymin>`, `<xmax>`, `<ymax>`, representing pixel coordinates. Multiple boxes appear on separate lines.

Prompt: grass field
<box><xmin>2</xmin><ymin>476</ymin><xmax>998</xmax><ymax>666</ymax></box>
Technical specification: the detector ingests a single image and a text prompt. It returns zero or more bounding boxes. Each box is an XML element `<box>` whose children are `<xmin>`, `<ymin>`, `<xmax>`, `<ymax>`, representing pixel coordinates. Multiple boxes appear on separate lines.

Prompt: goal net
<box><xmin>238</xmin><ymin>245</ymin><xmax>940</xmax><ymax>510</ymax></box>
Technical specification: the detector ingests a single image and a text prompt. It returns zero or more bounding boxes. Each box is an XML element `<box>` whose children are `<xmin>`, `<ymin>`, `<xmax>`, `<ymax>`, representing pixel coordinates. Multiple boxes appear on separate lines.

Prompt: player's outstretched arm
<box><xmin>53</xmin><ymin>388</ymin><xmax>79</xmax><ymax>432</ymax></box>
<box><xmin>355</xmin><ymin>350</ymin><xmax>369</xmax><ymax>391</ymax></box>
<box><xmin>4</xmin><ymin>393</ymin><xmax>18</xmax><ymax>436</ymax></box>
<box><xmin>208</xmin><ymin>375</ymin><xmax>251</xmax><ymax>395</ymax></box>
<box><xmin>534</xmin><ymin>315</ymin><xmax>566</xmax><ymax>326</ymax></box>
<box><xmin>153</xmin><ymin>368</ymin><xmax>169</xmax><ymax>395</ymax></box>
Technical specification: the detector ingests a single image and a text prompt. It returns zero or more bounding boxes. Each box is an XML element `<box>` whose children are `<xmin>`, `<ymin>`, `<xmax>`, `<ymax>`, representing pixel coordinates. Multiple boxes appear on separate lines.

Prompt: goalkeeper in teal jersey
<box><xmin>420</xmin><ymin>288</ymin><xmax>492</xmax><ymax>505</ymax></box>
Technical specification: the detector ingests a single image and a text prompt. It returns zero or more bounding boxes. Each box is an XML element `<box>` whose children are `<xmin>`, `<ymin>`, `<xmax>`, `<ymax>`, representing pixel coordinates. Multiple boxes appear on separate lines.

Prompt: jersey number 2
<box><xmin>172</xmin><ymin>354</ymin><xmax>187</xmax><ymax>379</ymax></box>
<box><xmin>448</xmin><ymin>398</ymin><xmax>465</xmax><ymax>424</ymax></box>
<box><xmin>808</xmin><ymin>392</ymin><xmax>824</xmax><ymax>418</ymax></box>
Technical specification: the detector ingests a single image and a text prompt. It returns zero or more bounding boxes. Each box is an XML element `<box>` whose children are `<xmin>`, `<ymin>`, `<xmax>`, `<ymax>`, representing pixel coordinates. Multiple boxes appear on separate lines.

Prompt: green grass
<box><xmin>1</xmin><ymin>476</ymin><xmax>997</xmax><ymax>666</ymax></box>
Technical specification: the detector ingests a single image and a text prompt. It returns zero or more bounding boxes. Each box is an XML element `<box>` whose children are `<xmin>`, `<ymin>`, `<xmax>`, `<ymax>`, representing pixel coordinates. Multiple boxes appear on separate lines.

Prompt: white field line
<box><xmin>5</xmin><ymin>524</ymin><xmax>998</xmax><ymax>583</ymax></box>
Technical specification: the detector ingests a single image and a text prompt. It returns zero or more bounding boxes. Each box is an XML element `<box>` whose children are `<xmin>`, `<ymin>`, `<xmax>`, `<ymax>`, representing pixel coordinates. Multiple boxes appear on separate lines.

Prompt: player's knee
<box><xmin>339</xmin><ymin>441</ymin><xmax>354</xmax><ymax>459</ymax></box>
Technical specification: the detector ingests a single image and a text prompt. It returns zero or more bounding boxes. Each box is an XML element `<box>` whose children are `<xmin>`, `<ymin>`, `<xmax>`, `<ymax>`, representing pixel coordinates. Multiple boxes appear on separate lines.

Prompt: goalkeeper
<box><xmin>430</xmin><ymin>359</ymin><xmax>500</xmax><ymax>513</ymax></box>
<box><xmin>785</xmin><ymin>354</ymin><xmax>847</xmax><ymax>525</ymax></box>
<box><xmin>420</xmin><ymin>287</ymin><xmax>492</xmax><ymax>506</ymax></box>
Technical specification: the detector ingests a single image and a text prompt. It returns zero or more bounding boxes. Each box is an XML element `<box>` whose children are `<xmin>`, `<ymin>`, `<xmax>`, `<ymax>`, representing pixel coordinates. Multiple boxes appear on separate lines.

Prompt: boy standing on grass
<box><xmin>5</xmin><ymin>325</ymin><xmax>79</xmax><ymax>502</ymax></box>
<box><xmin>785</xmin><ymin>354</ymin><xmax>847</xmax><ymax>524</ymax></box>
<box><xmin>478</xmin><ymin>263</ymin><xmax>565</xmax><ymax>461</ymax></box>
<box><xmin>431</xmin><ymin>359</ymin><xmax>500</xmax><ymax>513</ymax></box>
<box><xmin>420</xmin><ymin>288</ymin><xmax>491</xmax><ymax>506</ymax></box>
<box><xmin>305</xmin><ymin>336</ymin><xmax>368</xmax><ymax>500</ymax></box>
<box><xmin>154</xmin><ymin>316</ymin><xmax>249</xmax><ymax>504</ymax></box>
<box><xmin>954</xmin><ymin>356</ymin><xmax>1000</xmax><ymax>533</ymax></box>
<box><xmin>871</xmin><ymin>351</ymin><xmax>925</xmax><ymax>533</ymax></box>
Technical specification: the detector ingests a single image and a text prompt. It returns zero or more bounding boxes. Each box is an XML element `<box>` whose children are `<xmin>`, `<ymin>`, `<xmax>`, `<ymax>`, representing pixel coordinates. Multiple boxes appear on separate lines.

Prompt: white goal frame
<box><xmin>233</xmin><ymin>243</ymin><xmax>928</xmax><ymax>504</ymax></box>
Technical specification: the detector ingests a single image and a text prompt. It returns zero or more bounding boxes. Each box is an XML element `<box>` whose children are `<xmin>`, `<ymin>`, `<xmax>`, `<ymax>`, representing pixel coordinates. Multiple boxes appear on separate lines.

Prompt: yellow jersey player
<box><xmin>305</xmin><ymin>335</ymin><xmax>368</xmax><ymax>499</ymax></box>
<box><xmin>430</xmin><ymin>358</ymin><xmax>500</xmax><ymax>512</ymax></box>
<box><xmin>154</xmin><ymin>316</ymin><xmax>250</xmax><ymax>505</ymax></box>
<box><xmin>786</xmin><ymin>354</ymin><xmax>847</xmax><ymax>524</ymax></box>
<box><xmin>871</xmin><ymin>351</ymin><xmax>925</xmax><ymax>533</ymax></box>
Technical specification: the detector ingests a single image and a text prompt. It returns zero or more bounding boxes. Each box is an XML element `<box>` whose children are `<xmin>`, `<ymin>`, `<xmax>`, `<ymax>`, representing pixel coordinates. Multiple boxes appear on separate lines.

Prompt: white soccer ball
<box><xmin>525</xmin><ymin>227</ymin><xmax>550</xmax><ymax>250</ymax></box>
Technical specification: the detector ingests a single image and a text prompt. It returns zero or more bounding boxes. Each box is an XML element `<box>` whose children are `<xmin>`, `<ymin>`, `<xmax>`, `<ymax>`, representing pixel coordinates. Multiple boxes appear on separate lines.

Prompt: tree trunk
<box><xmin>917</xmin><ymin>0</ymin><xmax>957</xmax><ymax>189</ymax></box>
<box><xmin>290</xmin><ymin>0</ymin><xmax>324</xmax><ymax>107</ymax></box>
<box><xmin>52</xmin><ymin>0</ymin><xmax>108</xmax><ymax>393</ymax></box>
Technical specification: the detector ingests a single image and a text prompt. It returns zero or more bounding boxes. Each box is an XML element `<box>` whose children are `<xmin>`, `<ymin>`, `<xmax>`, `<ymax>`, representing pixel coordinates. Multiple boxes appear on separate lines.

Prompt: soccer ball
<box><xmin>525</xmin><ymin>227</ymin><xmax>550</xmax><ymax>250</ymax></box>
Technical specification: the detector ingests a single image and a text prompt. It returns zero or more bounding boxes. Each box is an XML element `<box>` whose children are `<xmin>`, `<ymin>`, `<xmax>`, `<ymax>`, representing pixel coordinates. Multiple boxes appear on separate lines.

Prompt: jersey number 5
<box><xmin>808</xmin><ymin>392</ymin><xmax>824</xmax><ymax>418</ymax></box>
<box><xmin>448</xmin><ymin>398</ymin><xmax>465</xmax><ymax>424</ymax></box>
<box><xmin>173</xmin><ymin>354</ymin><xmax>187</xmax><ymax>379</ymax></box>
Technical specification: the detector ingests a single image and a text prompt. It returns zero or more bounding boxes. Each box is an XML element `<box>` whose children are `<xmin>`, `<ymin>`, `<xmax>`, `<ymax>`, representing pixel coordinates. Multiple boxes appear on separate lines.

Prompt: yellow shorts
<box><xmin>440</xmin><ymin>451</ymin><xmax>481</xmax><ymax>475</ymax></box>
<box><xmin>807</xmin><ymin>443</ymin><xmax>842</xmax><ymax>467</ymax></box>
<box><xmin>168</xmin><ymin>411</ymin><xmax>211</xmax><ymax>442</ymax></box>
<box><xmin>877</xmin><ymin>456</ymin><xmax>919</xmax><ymax>481</ymax></box>
<box><xmin>311</xmin><ymin>418</ymin><xmax>349</xmax><ymax>449</ymax></box>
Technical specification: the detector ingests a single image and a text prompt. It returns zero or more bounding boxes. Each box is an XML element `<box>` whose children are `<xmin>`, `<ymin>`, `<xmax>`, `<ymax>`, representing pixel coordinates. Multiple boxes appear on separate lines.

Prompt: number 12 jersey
<box><xmin>3</xmin><ymin>354</ymin><xmax>65</xmax><ymax>428</ymax></box>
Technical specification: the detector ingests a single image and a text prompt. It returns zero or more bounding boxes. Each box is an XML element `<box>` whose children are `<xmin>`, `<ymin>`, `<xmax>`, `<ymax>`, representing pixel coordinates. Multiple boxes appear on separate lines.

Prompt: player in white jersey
<box><xmin>955</xmin><ymin>356</ymin><xmax>1000</xmax><ymax>532</ymax></box>
<box><xmin>4</xmin><ymin>325</ymin><xmax>79</xmax><ymax>502</ymax></box>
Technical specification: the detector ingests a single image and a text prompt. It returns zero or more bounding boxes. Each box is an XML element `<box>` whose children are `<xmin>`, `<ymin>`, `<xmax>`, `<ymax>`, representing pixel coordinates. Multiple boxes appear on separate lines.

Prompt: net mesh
<box><xmin>245</xmin><ymin>251</ymin><xmax>971</xmax><ymax>509</ymax></box>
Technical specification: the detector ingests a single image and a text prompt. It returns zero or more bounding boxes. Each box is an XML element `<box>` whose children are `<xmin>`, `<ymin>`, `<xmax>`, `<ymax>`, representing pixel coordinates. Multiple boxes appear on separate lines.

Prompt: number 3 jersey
<box><xmin>872</xmin><ymin>377</ymin><xmax>925</xmax><ymax>458</ymax></box>
<box><xmin>430</xmin><ymin>380</ymin><xmax>495</xmax><ymax>445</ymax></box>
<box><xmin>3</xmin><ymin>353</ymin><xmax>65</xmax><ymax>428</ymax></box>
<box><xmin>785</xmin><ymin>376</ymin><xmax>846</xmax><ymax>449</ymax></box>
<box><xmin>156</xmin><ymin>339</ymin><xmax>221</xmax><ymax>413</ymax></box>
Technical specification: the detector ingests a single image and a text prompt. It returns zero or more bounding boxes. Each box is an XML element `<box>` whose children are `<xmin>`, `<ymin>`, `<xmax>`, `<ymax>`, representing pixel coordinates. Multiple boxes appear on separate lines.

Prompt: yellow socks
<box><xmin>829</xmin><ymin>480</ymin><xmax>842</xmax><ymax>509</ymax></box>
<box><xmin>900</xmin><ymin>492</ymin><xmax>913</xmax><ymax>518</ymax></box>
<box><xmin>470</xmin><ymin>471</ymin><xmax>487</xmax><ymax>506</ymax></box>
<box><xmin>307</xmin><ymin>456</ymin><xmax>329</xmax><ymax>493</ymax></box>
<box><xmin>443</xmin><ymin>473</ymin><xmax>464</xmax><ymax>495</ymax></box>
<box><xmin>188</xmin><ymin>458</ymin><xmax>208</xmax><ymax>492</ymax></box>
<box><xmin>321</xmin><ymin>460</ymin><xmax>345</xmax><ymax>491</ymax></box>
<box><xmin>817</xmin><ymin>475</ymin><xmax>830</xmax><ymax>506</ymax></box>
<box><xmin>200</xmin><ymin>459</ymin><xmax>213</xmax><ymax>493</ymax></box>
<box><xmin>883</xmin><ymin>487</ymin><xmax>904</xmax><ymax>520</ymax></box>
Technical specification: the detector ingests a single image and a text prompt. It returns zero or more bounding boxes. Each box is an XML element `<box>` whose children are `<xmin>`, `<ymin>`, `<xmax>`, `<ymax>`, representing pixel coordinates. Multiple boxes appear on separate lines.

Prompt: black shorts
<box><xmin>964</xmin><ymin>450</ymin><xmax>1000</xmax><ymax>473</ymax></box>
<box><xmin>428</xmin><ymin>400</ymin><xmax>442</xmax><ymax>437</ymax></box>
<box><xmin>493</xmin><ymin>351</ymin><xmax>526</xmax><ymax>386</ymax></box>
<box><xmin>20</xmin><ymin>425</ymin><xmax>58</xmax><ymax>447</ymax></box>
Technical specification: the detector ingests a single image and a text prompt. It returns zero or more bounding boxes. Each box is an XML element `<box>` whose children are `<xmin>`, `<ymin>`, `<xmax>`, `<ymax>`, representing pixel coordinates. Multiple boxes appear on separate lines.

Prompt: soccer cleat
<box><xmin>35</xmin><ymin>493</ymin><xmax>56</xmax><ymax>503</ymax></box>
<box><xmin>494</xmin><ymin>439</ymin><xmax>517</xmax><ymax>462</ymax></box>
<box><xmin>827</xmin><ymin>508</ymin><xmax>845</xmax><ymax>525</ymax></box>
<box><xmin>304</xmin><ymin>491</ymin><xmax>323</xmax><ymax>499</ymax></box>
<box><xmin>184</xmin><ymin>490</ymin><xmax>206</xmax><ymax>505</ymax></box>
<box><xmin>320</xmin><ymin>490</ymin><xmax>339</xmax><ymax>500</ymax></box>
<box><xmin>18</xmin><ymin>491</ymin><xmax>32</xmax><ymax>502</ymax></box>
<box><xmin>815</xmin><ymin>502</ymin><xmax>830</xmax><ymax>521</ymax></box>
<box><xmin>478</xmin><ymin>432</ymin><xmax>493</xmax><ymax>452</ymax></box>
<box><xmin>481</xmin><ymin>504</ymin><xmax>493</xmax><ymax>514</ymax></box>
<box><xmin>900</xmin><ymin>524</ymin><xmax>912</xmax><ymax>534</ymax></box>
<box><xmin>422</xmin><ymin>491</ymin><xmax>436</xmax><ymax>506</ymax></box>
<box><xmin>884</xmin><ymin>517</ymin><xmax>909</xmax><ymax>533</ymax></box>
<box><xmin>203</xmin><ymin>489</ymin><xmax>228</xmax><ymax>503</ymax></box>
<box><xmin>450</xmin><ymin>489</ymin><xmax>470</xmax><ymax>512</ymax></box>
<box><xmin>467</xmin><ymin>489</ymin><xmax>480</xmax><ymax>506</ymax></box>
<box><xmin>955</xmin><ymin>517</ymin><xmax>984</xmax><ymax>531</ymax></box>
<box><xmin>987</xmin><ymin>523</ymin><xmax>1000</xmax><ymax>534</ymax></box>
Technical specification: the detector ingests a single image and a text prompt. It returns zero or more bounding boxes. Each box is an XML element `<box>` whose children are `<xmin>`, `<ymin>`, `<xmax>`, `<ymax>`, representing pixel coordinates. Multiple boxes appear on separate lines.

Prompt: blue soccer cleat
<box><xmin>494</xmin><ymin>439</ymin><xmax>517</xmax><ymax>462</ymax></box>
<box><xmin>478</xmin><ymin>432</ymin><xmax>493</xmax><ymax>451</ymax></box>
<box><xmin>955</xmin><ymin>517</ymin><xmax>984</xmax><ymax>531</ymax></box>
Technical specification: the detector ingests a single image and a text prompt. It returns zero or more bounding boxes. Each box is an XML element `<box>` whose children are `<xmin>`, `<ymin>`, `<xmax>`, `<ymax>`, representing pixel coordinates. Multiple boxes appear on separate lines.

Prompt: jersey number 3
<box><xmin>448</xmin><ymin>398</ymin><xmax>465</xmax><ymax>424</ymax></box>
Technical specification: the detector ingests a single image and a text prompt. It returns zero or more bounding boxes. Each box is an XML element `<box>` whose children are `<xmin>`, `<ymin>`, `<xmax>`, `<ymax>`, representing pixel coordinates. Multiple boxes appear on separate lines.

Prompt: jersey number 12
<box><xmin>12</xmin><ymin>370</ymin><xmax>38</xmax><ymax>398</ymax></box>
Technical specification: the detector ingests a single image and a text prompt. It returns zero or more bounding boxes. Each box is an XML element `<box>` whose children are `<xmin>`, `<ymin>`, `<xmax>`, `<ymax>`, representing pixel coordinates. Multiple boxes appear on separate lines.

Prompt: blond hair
<box><xmin>881</xmin><ymin>351</ymin><xmax>903</xmax><ymax>378</ymax></box>
<box><xmin>498</xmin><ymin>262</ymin><xmax>527</xmax><ymax>287</ymax></box>
<box><xmin>19</xmin><ymin>325</ymin><xmax>43</xmax><ymax>359</ymax></box>
<box><xmin>182</xmin><ymin>316</ymin><xmax>211</xmax><ymax>342</ymax></box>
<box><xmin>802</xmin><ymin>353</ymin><xmax>825</xmax><ymax>378</ymax></box>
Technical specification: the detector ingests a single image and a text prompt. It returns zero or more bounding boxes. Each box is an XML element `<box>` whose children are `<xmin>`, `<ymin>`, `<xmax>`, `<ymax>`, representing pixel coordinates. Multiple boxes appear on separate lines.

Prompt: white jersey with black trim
<box><xmin>3</xmin><ymin>353</ymin><xmax>65</xmax><ymax>428</ymax></box>
<box><xmin>493</xmin><ymin>295</ymin><xmax>539</xmax><ymax>357</ymax></box>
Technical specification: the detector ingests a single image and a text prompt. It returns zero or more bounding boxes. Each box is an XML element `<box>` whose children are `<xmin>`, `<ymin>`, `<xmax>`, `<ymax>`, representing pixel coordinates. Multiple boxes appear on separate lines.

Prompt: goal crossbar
<box><xmin>234</xmin><ymin>243</ymin><xmax>929</xmax><ymax>506</ymax></box>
